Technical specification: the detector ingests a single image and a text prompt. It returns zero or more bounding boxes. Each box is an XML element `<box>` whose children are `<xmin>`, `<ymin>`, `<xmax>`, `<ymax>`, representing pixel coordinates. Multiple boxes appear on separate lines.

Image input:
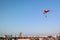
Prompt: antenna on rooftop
<box><xmin>19</xmin><ymin>32</ymin><xmax>22</xmax><ymax>37</ymax></box>
<box><xmin>59</xmin><ymin>32</ymin><xmax>60</xmax><ymax>36</ymax></box>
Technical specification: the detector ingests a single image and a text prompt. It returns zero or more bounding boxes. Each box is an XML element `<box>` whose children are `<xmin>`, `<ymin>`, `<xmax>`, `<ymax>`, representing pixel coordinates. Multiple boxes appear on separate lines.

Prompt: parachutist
<box><xmin>43</xmin><ymin>10</ymin><xmax>50</xmax><ymax>17</ymax></box>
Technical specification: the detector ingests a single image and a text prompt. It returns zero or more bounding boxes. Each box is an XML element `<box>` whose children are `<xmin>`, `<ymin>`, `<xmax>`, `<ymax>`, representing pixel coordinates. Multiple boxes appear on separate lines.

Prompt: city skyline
<box><xmin>0</xmin><ymin>0</ymin><xmax>60</xmax><ymax>36</ymax></box>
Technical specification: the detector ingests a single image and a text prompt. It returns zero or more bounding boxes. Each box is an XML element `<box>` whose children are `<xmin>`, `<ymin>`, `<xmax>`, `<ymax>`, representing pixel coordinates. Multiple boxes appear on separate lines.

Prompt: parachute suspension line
<box><xmin>43</xmin><ymin>13</ymin><xmax>47</xmax><ymax>18</ymax></box>
<box><xmin>44</xmin><ymin>13</ymin><xmax>47</xmax><ymax>18</ymax></box>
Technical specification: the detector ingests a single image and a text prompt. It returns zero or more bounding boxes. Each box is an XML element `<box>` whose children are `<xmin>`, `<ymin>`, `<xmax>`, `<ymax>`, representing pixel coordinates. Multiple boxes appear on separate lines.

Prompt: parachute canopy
<box><xmin>43</xmin><ymin>10</ymin><xmax>50</xmax><ymax>14</ymax></box>
<box><xmin>43</xmin><ymin>10</ymin><xmax>50</xmax><ymax>17</ymax></box>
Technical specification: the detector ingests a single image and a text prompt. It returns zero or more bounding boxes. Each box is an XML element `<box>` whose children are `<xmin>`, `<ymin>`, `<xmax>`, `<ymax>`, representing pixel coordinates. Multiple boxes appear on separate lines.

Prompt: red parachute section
<box><xmin>43</xmin><ymin>10</ymin><xmax>50</xmax><ymax>17</ymax></box>
<box><xmin>43</xmin><ymin>10</ymin><xmax>50</xmax><ymax>14</ymax></box>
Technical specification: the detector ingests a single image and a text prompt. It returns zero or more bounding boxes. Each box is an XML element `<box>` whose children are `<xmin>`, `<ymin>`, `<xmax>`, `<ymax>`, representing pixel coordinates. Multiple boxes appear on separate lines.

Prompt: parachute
<box><xmin>43</xmin><ymin>10</ymin><xmax>50</xmax><ymax>17</ymax></box>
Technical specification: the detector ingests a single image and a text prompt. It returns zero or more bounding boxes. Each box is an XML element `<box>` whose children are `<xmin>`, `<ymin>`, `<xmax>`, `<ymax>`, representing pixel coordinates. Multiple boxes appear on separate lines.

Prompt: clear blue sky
<box><xmin>0</xmin><ymin>0</ymin><xmax>60</xmax><ymax>36</ymax></box>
